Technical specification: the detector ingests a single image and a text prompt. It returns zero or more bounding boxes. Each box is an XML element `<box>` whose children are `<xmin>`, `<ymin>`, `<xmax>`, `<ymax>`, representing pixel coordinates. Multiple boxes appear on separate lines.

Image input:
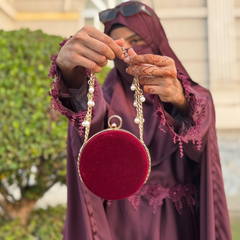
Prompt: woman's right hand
<box><xmin>56</xmin><ymin>26</ymin><xmax>125</xmax><ymax>89</ymax></box>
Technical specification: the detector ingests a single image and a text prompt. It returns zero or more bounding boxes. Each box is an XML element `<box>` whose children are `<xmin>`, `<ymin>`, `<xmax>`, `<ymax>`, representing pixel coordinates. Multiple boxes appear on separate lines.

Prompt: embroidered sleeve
<box><xmin>150</xmin><ymin>72</ymin><xmax>208</xmax><ymax>158</ymax></box>
<box><xmin>48</xmin><ymin>39</ymin><xmax>99</xmax><ymax>136</ymax></box>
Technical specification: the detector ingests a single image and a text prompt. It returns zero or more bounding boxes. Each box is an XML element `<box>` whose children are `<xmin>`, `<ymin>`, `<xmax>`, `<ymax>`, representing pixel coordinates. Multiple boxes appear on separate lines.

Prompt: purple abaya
<box><xmin>49</xmin><ymin>2</ymin><xmax>232</xmax><ymax>240</ymax></box>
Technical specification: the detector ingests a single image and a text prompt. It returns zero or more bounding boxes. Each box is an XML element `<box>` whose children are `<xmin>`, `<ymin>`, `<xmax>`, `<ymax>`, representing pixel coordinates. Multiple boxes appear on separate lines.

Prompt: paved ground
<box><xmin>35</xmin><ymin>182</ymin><xmax>67</xmax><ymax>209</ymax></box>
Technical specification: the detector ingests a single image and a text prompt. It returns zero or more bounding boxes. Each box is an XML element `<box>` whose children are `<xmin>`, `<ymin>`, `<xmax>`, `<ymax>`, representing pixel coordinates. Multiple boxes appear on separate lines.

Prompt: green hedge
<box><xmin>95</xmin><ymin>65</ymin><xmax>111</xmax><ymax>86</ymax></box>
<box><xmin>0</xmin><ymin>29</ymin><xmax>67</xmax><ymax>201</ymax></box>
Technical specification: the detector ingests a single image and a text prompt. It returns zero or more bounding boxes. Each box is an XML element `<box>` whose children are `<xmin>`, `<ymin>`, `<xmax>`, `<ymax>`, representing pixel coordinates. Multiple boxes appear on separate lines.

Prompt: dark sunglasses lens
<box><xmin>122</xmin><ymin>3</ymin><xmax>139</xmax><ymax>16</ymax></box>
<box><xmin>99</xmin><ymin>9</ymin><xmax>117</xmax><ymax>22</ymax></box>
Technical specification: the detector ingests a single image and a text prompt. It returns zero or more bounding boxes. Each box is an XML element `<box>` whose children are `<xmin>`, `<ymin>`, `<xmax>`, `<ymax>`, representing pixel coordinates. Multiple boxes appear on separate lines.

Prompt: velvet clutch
<box><xmin>78</xmin><ymin>116</ymin><xmax>150</xmax><ymax>200</ymax></box>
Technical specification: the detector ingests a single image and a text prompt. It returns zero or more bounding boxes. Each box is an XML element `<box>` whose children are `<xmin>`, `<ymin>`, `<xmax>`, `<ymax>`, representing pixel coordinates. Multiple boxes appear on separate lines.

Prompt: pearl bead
<box><xmin>82</xmin><ymin>121</ymin><xmax>90</xmax><ymax>127</ymax></box>
<box><xmin>134</xmin><ymin>118</ymin><xmax>140</xmax><ymax>124</ymax></box>
<box><xmin>89</xmin><ymin>87</ymin><xmax>94</xmax><ymax>93</ymax></box>
<box><xmin>130</xmin><ymin>85</ymin><xmax>136</xmax><ymax>91</ymax></box>
<box><xmin>133</xmin><ymin>101</ymin><xmax>137</xmax><ymax>107</ymax></box>
<box><xmin>143</xmin><ymin>118</ymin><xmax>145</xmax><ymax>123</ymax></box>
<box><xmin>140</xmin><ymin>96</ymin><xmax>145</xmax><ymax>102</ymax></box>
<box><xmin>87</xmin><ymin>100</ymin><xmax>95</xmax><ymax>107</ymax></box>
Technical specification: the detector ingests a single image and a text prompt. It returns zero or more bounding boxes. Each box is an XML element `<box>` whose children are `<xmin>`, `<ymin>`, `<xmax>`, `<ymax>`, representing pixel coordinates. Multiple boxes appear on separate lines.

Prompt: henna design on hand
<box><xmin>162</xmin><ymin>56</ymin><xmax>168</xmax><ymax>63</ymax></box>
<box><xmin>127</xmin><ymin>64</ymin><xmax>176</xmax><ymax>78</ymax></box>
<box><xmin>144</xmin><ymin>86</ymin><xmax>155</xmax><ymax>93</ymax></box>
<box><xmin>126</xmin><ymin>54</ymin><xmax>183</xmax><ymax>104</ymax></box>
<box><xmin>130</xmin><ymin>54</ymin><xmax>171</xmax><ymax>66</ymax></box>
<box><xmin>126</xmin><ymin>65</ymin><xmax>153</xmax><ymax>76</ymax></box>
<box><xmin>139</xmin><ymin>76</ymin><xmax>155</xmax><ymax>84</ymax></box>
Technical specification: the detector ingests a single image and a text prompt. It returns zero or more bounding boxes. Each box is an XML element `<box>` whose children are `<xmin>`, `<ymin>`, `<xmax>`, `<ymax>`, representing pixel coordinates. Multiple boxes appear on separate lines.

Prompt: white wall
<box><xmin>161</xmin><ymin>18</ymin><xmax>208</xmax><ymax>87</ymax></box>
<box><xmin>15</xmin><ymin>20</ymin><xmax>79</xmax><ymax>37</ymax></box>
<box><xmin>237</xmin><ymin>19</ymin><xmax>240</xmax><ymax>80</ymax></box>
<box><xmin>0</xmin><ymin>8</ymin><xmax>15</xmax><ymax>30</ymax></box>
<box><xmin>154</xmin><ymin>0</ymin><xmax>206</xmax><ymax>8</ymax></box>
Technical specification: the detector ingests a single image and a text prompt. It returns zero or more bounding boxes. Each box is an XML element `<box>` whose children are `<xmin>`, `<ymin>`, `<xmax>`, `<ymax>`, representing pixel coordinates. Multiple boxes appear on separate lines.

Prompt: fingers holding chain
<box><xmin>125</xmin><ymin>54</ymin><xmax>180</xmax><ymax>103</ymax></box>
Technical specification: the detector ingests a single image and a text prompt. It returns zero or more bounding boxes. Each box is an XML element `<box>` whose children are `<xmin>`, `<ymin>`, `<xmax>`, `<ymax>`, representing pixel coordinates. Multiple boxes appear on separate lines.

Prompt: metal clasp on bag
<box><xmin>108</xmin><ymin>115</ymin><xmax>122</xmax><ymax>129</ymax></box>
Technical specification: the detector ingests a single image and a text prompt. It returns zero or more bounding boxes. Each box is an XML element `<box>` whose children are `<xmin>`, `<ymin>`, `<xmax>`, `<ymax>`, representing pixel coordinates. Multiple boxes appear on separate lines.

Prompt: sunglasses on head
<box><xmin>99</xmin><ymin>2</ymin><xmax>152</xmax><ymax>23</ymax></box>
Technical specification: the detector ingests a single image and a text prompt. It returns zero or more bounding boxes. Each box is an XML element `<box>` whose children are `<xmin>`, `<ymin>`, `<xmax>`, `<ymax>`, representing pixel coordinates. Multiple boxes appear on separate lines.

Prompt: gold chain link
<box><xmin>121</xmin><ymin>47</ymin><xmax>145</xmax><ymax>141</ymax></box>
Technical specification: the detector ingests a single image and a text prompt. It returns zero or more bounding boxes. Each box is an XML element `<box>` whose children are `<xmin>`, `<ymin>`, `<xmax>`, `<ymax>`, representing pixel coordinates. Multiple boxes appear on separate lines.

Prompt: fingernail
<box><xmin>124</xmin><ymin>57</ymin><xmax>130</xmax><ymax>63</ymax></box>
<box><xmin>128</xmin><ymin>48</ymin><xmax>133</xmax><ymax>54</ymax></box>
<box><xmin>128</xmin><ymin>48</ymin><xmax>135</xmax><ymax>54</ymax></box>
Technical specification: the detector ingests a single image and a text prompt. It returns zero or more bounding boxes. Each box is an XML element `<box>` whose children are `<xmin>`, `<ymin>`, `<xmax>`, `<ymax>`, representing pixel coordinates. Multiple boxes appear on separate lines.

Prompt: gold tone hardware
<box><xmin>108</xmin><ymin>115</ymin><xmax>122</xmax><ymax>129</ymax></box>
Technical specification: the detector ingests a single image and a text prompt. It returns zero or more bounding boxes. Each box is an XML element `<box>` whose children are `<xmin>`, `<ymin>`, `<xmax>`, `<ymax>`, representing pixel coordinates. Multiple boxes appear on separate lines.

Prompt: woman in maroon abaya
<box><xmin>49</xmin><ymin>1</ymin><xmax>232</xmax><ymax>240</ymax></box>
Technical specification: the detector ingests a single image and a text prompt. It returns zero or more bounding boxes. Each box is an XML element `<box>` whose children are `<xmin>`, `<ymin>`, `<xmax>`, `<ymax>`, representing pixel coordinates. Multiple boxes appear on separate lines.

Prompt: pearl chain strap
<box><xmin>121</xmin><ymin>47</ymin><xmax>146</xmax><ymax>142</ymax></box>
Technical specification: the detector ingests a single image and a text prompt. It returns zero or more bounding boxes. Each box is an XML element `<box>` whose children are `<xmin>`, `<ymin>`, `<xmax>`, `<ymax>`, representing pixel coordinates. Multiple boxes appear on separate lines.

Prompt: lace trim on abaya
<box><xmin>107</xmin><ymin>183</ymin><xmax>198</xmax><ymax>215</ymax></box>
<box><xmin>150</xmin><ymin>72</ymin><xmax>206</xmax><ymax>157</ymax></box>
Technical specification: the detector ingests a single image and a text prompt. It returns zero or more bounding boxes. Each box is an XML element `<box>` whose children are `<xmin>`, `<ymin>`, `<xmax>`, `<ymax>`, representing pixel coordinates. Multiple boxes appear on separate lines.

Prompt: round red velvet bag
<box><xmin>78</xmin><ymin>115</ymin><xmax>151</xmax><ymax>200</ymax></box>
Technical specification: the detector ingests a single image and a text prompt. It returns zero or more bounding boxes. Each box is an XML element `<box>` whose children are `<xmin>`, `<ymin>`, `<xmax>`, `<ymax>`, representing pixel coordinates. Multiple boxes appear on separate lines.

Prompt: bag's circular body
<box><xmin>78</xmin><ymin>128</ymin><xmax>150</xmax><ymax>200</ymax></box>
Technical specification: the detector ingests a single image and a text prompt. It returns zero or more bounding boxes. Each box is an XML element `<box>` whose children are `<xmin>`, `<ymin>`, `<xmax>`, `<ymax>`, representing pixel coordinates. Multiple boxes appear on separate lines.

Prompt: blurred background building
<box><xmin>1</xmin><ymin>0</ymin><xmax>240</xmax><ymax>219</ymax></box>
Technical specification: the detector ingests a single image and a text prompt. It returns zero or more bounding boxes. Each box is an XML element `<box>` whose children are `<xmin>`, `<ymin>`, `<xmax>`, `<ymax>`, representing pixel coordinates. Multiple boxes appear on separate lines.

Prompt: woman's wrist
<box><xmin>170</xmin><ymin>82</ymin><xmax>190</xmax><ymax>117</ymax></box>
<box><xmin>58</xmin><ymin>65</ymin><xmax>86</xmax><ymax>89</ymax></box>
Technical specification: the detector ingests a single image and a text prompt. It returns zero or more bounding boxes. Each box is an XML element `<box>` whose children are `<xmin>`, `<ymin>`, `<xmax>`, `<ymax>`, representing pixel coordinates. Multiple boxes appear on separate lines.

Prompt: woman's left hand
<box><xmin>124</xmin><ymin>48</ymin><xmax>189</xmax><ymax>116</ymax></box>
